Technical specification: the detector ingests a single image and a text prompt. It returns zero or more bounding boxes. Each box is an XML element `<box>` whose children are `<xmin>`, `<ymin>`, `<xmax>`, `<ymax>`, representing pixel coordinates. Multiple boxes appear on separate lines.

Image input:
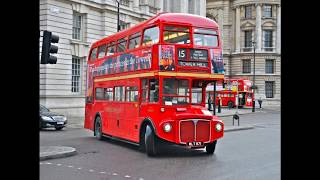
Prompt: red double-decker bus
<box><xmin>207</xmin><ymin>78</ymin><xmax>254</xmax><ymax>108</ymax></box>
<box><xmin>84</xmin><ymin>13</ymin><xmax>225</xmax><ymax>156</ymax></box>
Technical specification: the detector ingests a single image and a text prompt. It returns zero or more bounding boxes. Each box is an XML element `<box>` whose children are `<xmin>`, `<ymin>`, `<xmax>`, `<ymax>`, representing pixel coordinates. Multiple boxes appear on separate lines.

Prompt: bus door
<box><xmin>139</xmin><ymin>78</ymin><xmax>159</xmax><ymax>132</ymax></box>
<box><xmin>122</xmin><ymin>81</ymin><xmax>140</xmax><ymax>141</ymax></box>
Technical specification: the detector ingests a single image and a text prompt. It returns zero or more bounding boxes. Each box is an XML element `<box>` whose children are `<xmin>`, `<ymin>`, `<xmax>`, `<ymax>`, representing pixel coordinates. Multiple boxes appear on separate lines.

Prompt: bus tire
<box><xmin>94</xmin><ymin>116</ymin><xmax>103</xmax><ymax>140</ymax></box>
<box><xmin>206</xmin><ymin>140</ymin><xmax>217</xmax><ymax>155</ymax></box>
<box><xmin>228</xmin><ymin>101</ymin><xmax>234</xmax><ymax>108</ymax></box>
<box><xmin>145</xmin><ymin>125</ymin><xmax>158</xmax><ymax>156</ymax></box>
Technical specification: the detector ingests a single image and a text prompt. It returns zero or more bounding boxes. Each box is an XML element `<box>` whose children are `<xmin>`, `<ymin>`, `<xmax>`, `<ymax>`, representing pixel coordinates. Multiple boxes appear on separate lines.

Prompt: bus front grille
<box><xmin>179</xmin><ymin>120</ymin><xmax>211</xmax><ymax>143</ymax></box>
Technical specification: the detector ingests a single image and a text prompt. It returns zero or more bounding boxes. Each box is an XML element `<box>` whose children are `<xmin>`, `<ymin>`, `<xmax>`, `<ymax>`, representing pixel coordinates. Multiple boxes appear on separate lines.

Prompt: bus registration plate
<box><xmin>187</xmin><ymin>142</ymin><xmax>203</xmax><ymax>147</ymax></box>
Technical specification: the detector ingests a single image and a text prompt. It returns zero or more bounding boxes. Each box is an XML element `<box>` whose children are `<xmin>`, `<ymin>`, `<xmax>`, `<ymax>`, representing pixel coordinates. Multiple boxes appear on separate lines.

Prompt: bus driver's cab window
<box><xmin>149</xmin><ymin>79</ymin><xmax>159</xmax><ymax>102</ymax></box>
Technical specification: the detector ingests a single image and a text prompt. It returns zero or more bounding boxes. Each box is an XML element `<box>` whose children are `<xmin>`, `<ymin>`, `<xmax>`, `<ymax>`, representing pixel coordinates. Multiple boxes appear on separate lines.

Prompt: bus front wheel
<box><xmin>206</xmin><ymin>140</ymin><xmax>217</xmax><ymax>155</ymax></box>
<box><xmin>145</xmin><ymin>125</ymin><xmax>158</xmax><ymax>156</ymax></box>
<box><xmin>94</xmin><ymin>117</ymin><xmax>103</xmax><ymax>140</ymax></box>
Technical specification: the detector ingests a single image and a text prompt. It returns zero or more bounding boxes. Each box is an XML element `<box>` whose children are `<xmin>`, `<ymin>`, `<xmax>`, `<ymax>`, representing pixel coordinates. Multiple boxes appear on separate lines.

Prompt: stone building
<box><xmin>39</xmin><ymin>0</ymin><xmax>206</xmax><ymax>123</ymax></box>
<box><xmin>206</xmin><ymin>0</ymin><xmax>281</xmax><ymax>106</ymax></box>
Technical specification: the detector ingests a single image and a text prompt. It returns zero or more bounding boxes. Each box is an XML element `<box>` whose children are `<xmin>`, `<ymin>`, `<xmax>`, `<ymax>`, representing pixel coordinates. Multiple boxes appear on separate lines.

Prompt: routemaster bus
<box><xmin>84</xmin><ymin>12</ymin><xmax>225</xmax><ymax>156</ymax></box>
<box><xmin>207</xmin><ymin>78</ymin><xmax>254</xmax><ymax>108</ymax></box>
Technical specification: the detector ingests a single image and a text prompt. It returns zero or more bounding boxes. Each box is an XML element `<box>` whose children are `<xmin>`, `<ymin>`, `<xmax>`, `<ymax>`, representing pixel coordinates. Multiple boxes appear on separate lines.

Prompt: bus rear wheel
<box><xmin>94</xmin><ymin>117</ymin><xmax>103</xmax><ymax>140</ymax></box>
<box><xmin>145</xmin><ymin>125</ymin><xmax>158</xmax><ymax>156</ymax></box>
<box><xmin>206</xmin><ymin>140</ymin><xmax>217</xmax><ymax>155</ymax></box>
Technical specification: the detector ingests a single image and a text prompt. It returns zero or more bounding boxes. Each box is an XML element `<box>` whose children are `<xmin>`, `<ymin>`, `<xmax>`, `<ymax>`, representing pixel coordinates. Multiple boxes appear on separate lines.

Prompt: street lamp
<box><xmin>115</xmin><ymin>0</ymin><xmax>120</xmax><ymax>32</ymax></box>
<box><xmin>252</xmin><ymin>41</ymin><xmax>256</xmax><ymax>112</ymax></box>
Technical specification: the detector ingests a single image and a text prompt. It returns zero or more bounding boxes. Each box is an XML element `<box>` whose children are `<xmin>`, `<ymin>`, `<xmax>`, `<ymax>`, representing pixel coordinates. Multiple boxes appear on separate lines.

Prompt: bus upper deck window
<box><xmin>117</xmin><ymin>38</ymin><xmax>127</xmax><ymax>53</ymax></box>
<box><xmin>97</xmin><ymin>44</ymin><xmax>107</xmax><ymax>59</ymax></box>
<box><xmin>163</xmin><ymin>26</ymin><xmax>190</xmax><ymax>44</ymax></box>
<box><xmin>90</xmin><ymin>48</ymin><xmax>97</xmax><ymax>61</ymax></box>
<box><xmin>193</xmin><ymin>28</ymin><xmax>218</xmax><ymax>47</ymax></box>
<box><xmin>129</xmin><ymin>32</ymin><xmax>141</xmax><ymax>50</ymax></box>
<box><xmin>142</xmin><ymin>26</ymin><xmax>159</xmax><ymax>46</ymax></box>
<box><xmin>106</xmin><ymin>42</ymin><xmax>116</xmax><ymax>56</ymax></box>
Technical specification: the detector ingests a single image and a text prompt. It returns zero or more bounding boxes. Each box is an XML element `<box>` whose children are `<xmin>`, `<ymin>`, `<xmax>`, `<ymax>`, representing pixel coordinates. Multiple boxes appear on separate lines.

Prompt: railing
<box><xmin>241</xmin><ymin>47</ymin><xmax>276</xmax><ymax>52</ymax></box>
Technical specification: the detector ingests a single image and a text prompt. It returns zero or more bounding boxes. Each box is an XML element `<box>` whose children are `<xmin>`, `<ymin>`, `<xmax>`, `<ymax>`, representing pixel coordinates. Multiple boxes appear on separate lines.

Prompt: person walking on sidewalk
<box><xmin>258</xmin><ymin>97</ymin><xmax>263</xmax><ymax>109</ymax></box>
<box><xmin>208</xmin><ymin>96</ymin><xmax>212</xmax><ymax>111</ymax></box>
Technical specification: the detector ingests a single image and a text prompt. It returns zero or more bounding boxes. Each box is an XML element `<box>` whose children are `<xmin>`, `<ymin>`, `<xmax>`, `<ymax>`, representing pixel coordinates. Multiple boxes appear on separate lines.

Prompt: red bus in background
<box><xmin>84</xmin><ymin>13</ymin><xmax>225</xmax><ymax>156</ymax></box>
<box><xmin>207</xmin><ymin>79</ymin><xmax>254</xmax><ymax>108</ymax></box>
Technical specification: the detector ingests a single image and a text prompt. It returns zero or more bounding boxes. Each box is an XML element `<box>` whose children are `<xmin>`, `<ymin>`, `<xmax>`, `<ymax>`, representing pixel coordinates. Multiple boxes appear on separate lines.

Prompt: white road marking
<box><xmin>112</xmin><ymin>173</ymin><xmax>118</xmax><ymax>176</ymax></box>
<box><xmin>138</xmin><ymin>178</ymin><xmax>144</xmax><ymax>180</ymax></box>
<box><xmin>125</xmin><ymin>175</ymin><xmax>131</xmax><ymax>178</ymax></box>
<box><xmin>40</xmin><ymin>162</ymin><xmax>43</xmax><ymax>165</ymax></box>
<box><xmin>99</xmin><ymin>171</ymin><xmax>106</xmax><ymax>174</ymax></box>
<box><xmin>67</xmin><ymin>165</ymin><xmax>73</xmax><ymax>168</ymax></box>
<box><xmin>56</xmin><ymin>164</ymin><xmax>62</xmax><ymax>166</ymax></box>
<box><xmin>89</xmin><ymin>169</ymin><xmax>94</xmax><ymax>172</ymax></box>
<box><xmin>45</xmin><ymin>162</ymin><xmax>52</xmax><ymax>165</ymax></box>
<box><xmin>77</xmin><ymin>167</ymin><xmax>82</xmax><ymax>170</ymax></box>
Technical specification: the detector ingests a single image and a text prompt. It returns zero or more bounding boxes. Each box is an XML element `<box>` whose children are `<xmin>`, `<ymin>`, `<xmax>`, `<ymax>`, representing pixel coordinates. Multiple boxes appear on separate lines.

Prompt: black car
<box><xmin>40</xmin><ymin>104</ymin><xmax>67</xmax><ymax>130</ymax></box>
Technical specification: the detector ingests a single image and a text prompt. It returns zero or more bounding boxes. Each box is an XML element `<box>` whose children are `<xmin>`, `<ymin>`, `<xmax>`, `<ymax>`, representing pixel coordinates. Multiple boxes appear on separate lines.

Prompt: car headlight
<box><xmin>163</xmin><ymin>123</ymin><xmax>172</xmax><ymax>133</ymax></box>
<box><xmin>41</xmin><ymin>116</ymin><xmax>53</xmax><ymax>121</ymax></box>
<box><xmin>215</xmin><ymin>123</ymin><xmax>222</xmax><ymax>132</ymax></box>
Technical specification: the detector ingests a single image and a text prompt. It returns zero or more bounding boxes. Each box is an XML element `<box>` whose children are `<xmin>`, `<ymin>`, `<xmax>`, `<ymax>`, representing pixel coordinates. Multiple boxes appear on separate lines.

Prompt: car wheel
<box><xmin>55</xmin><ymin>127</ymin><xmax>63</xmax><ymax>130</ymax></box>
<box><xmin>228</xmin><ymin>101</ymin><xmax>234</xmax><ymax>108</ymax></box>
<box><xmin>94</xmin><ymin>117</ymin><xmax>103</xmax><ymax>140</ymax></box>
<box><xmin>144</xmin><ymin>124</ymin><xmax>158</xmax><ymax>156</ymax></box>
<box><xmin>206</xmin><ymin>140</ymin><xmax>217</xmax><ymax>155</ymax></box>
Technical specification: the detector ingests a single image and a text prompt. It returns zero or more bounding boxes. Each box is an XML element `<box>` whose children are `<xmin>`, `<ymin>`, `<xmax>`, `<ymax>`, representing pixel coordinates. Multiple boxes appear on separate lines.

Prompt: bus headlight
<box><xmin>163</xmin><ymin>123</ymin><xmax>172</xmax><ymax>132</ymax></box>
<box><xmin>215</xmin><ymin>123</ymin><xmax>222</xmax><ymax>132</ymax></box>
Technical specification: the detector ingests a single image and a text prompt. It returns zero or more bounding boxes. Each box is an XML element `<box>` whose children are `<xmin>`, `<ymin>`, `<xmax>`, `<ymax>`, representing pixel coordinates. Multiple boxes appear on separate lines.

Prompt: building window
<box><xmin>120</xmin><ymin>0</ymin><xmax>129</xmax><ymax>6</ymax></box>
<box><xmin>188</xmin><ymin>0</ymin><xmax>195</xmax><ymax>14</ymax></box>
<box><xmin>72</xmin><ymin>56</ymin><xmax>81</xmax><ymax>93</ymax></box>
<box><xmin>243</xmin><ymin>30</ymin><xmax>252</xmax><ymax>52</ymax></box>
<box><xmin>264</xmin><ymin>5</ymin><xmax>272</xmax><ymax>18</ymax></box>
<box><xmin>242</xmin><ymin>59</ymin><xmax>251</xmax><ymax>73</ymax></box>
<box><xmin>149</xmin><ymin>0</ymin><xmax>157</xmax><ymax>13</ymax></box>
<box><xmin>264</xmin><ymin>30</ymin><xmax>273</xmax><ymax>51</ymax></box>
<box><xmin>245</xmin><ymin>5</ymin><xmax>252</xmax><ymax>18</ymax></box>
<box><xmin>119</xmin><ymin>20</ymin><xmax>129</xmax><ymax>31</ymax></box>
<box><xmin>72</xmin><ymin>12</ymin><xmax>82</xmax><ymax>40</ymax></box>
<box><xmin>265</xmin><ymin>81</ymin><xmax>274</xmax><ymax>98</ymax></box>
<box><xmin>265</xmin><ymin>59</ymin><xmax>275</xmax><ymax>73</ymax></box>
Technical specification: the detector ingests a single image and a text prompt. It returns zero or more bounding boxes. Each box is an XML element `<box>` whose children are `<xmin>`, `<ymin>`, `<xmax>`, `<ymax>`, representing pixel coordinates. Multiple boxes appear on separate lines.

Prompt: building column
<box><xmin>276</xmin><ymin>5</ymin><xmax>281</xmax><ymax>54</ymax></box>
<box><xmin>180</xmin><ymin>0</ymin><xmax>188</xmax><ymax>13</ymax></box>
<box><xmin>218</xmin><ymin>8</ymin><xmax>224</xmax><ymax>41</ymax></box>
<box><xmin>199</xmin><ymin>0</ymin><xmax>206</xmax><ymax>16</ymax></box>
<box><xmin>255</xmin><ymin>4</ymin><xmax>262</xmax><ymax>52</ymax></box>
<box><xmin>235</xmin><ymin>6</ymin><xmax>240</xmax><ymax>53</ymax></box>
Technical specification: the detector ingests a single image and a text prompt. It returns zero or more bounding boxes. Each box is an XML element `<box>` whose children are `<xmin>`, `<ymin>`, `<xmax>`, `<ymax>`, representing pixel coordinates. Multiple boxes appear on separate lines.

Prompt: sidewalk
<box><xmin>40</xmin><ymin>146</ymin><xmax>77</xmax><ymax>161</ymax></box>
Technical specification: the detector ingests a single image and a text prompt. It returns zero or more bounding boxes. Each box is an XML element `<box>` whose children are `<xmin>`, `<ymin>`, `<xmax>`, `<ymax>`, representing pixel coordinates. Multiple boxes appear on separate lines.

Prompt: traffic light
<box><xmin>41</xmin><ymin>30</ymin><xmax>59</xmax><ymax>64</ymax></box>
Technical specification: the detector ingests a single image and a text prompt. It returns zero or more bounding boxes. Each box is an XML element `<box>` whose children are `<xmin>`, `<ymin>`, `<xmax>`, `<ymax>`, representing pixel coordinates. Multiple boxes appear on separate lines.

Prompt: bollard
<box><xmin>232</xmin><ymin>114</ymin><xmax>240</xmax><ymax>126</ymax></box>
<box><xmin>252</xmin><ymin>101</ymin><xmax>255</xmax><ymax>112</ymax></box>
<box><xmin>218</xmin><ymin>99</ymin><xmax>221</xmax><ymax>113</ymax></box>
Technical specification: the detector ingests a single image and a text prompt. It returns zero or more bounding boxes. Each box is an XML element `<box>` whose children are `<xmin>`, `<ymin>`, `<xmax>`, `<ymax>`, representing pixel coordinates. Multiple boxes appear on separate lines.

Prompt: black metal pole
<box><xmin>252</xmin><ymin>43</ymin><xmax>256</xmax><ymax>112</ymax></box>
<box><xmin>213</xmin><ymin>81</ymin><xmax>216</xmax><ymax>115</ymax></box>
<box><xmin>117</xmin><ymin>0</ymin><xmax>120</xmax><ymax>32</ymax></box>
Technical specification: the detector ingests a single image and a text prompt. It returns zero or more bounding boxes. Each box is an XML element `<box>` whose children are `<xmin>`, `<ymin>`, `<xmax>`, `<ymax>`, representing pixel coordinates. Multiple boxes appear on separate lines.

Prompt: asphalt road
<box><xmin>40</xmin><ymin>110</ymin><xmax>280</xmax><ymax>180</ymax></box>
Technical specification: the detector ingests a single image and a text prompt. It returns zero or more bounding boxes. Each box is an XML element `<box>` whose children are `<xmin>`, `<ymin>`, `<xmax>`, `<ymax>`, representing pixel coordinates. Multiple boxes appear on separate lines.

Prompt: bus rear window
<box><xmin>163</xmin><ymin>25</ymin><xmax>190</xmax><ymax>44</ymax></box>
<box><xmin>193</xmin><ymin>28</ymin><xmax>218</xmax><ymax>47</ymax></box>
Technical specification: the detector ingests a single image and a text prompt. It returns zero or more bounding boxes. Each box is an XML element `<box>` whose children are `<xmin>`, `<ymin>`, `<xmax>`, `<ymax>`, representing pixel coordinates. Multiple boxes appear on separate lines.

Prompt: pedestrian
<box><xmin>208</xmin><ymin>96</ymin><xmax>212</xmax><ymax>111</ymax></box>
<box><xmin>258</xmin><ymin>97</ymin><xmax>262</xmax><ymax>109</ymax></box>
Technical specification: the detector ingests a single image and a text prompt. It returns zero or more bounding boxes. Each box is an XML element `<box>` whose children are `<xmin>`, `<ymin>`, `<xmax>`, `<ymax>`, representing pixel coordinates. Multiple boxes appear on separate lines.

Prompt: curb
<box><xmin>224</xmin><ymin>125</ymin><xmax>254</xmax><ymax>132</ymax></box>
<box><xmin>40</xmin><ymin>146</ymin><xmax>77</xmax><ymax>161</ymax></box>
